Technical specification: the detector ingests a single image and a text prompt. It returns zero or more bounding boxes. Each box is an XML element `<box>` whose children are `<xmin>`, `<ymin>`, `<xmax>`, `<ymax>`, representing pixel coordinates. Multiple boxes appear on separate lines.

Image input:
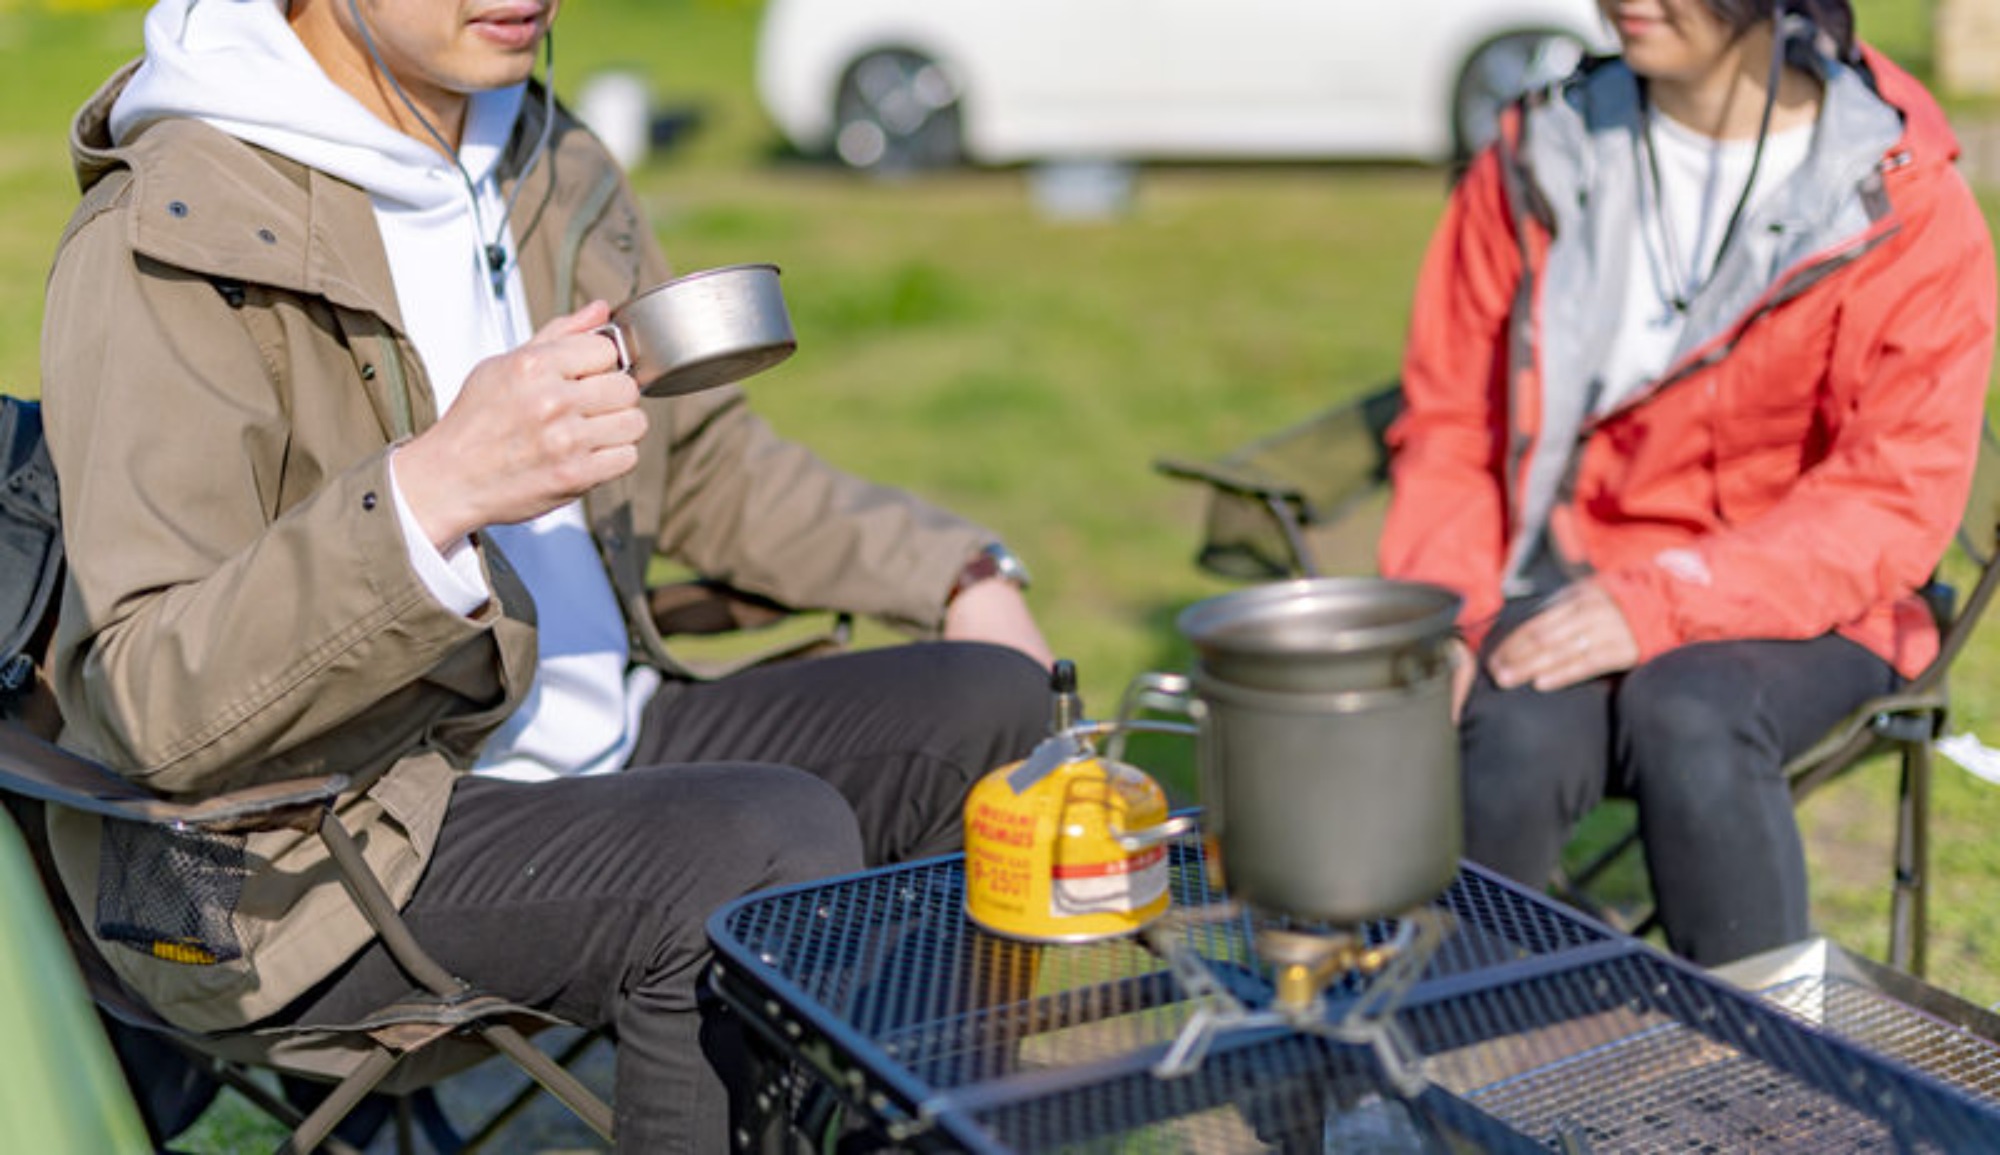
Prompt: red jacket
<box><xmin>1380</xmin><ymin>46</ymin><xmax>1996</xmax><ymax>678</ymax></box>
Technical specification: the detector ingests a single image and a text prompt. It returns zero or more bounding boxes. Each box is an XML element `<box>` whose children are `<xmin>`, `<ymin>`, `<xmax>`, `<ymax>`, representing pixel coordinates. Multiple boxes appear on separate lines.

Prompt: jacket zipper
<box><xmin>1581</xmin><ymin>149</ymin><xmax>1913</xmax><ymax>431</ymax></box>
<box><xmin>1581</xmin><ymin>219</ymin><xmax>1900</xmax><ymax>435</ymax></box>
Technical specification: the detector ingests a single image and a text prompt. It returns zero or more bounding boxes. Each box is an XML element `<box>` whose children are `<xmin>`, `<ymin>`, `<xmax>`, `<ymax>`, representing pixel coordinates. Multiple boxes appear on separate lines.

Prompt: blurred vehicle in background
<box><xmin>755</xmin><ymin>0</ymin><xmax>1614</xmax><ymax>175</ymax></box>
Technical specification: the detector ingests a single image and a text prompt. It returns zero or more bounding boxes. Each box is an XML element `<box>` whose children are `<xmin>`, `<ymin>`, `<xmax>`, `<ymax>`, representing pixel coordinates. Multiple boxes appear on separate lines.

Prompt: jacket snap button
<box><xmin>360</xmin><ymin>363</ymin><xmax>377</xmax><ymax>380</ymax></box>
<box><xmin>362</xmin><ymin>491</ymin><xmax>379</xmax><ymax>511</ymax></box>
<box><xmin>167</xmin><ymin>200</ymin><xmax>189</xmax><ymax>218</ymax></box>
<box><xmin>257</xmin><ymin>228</ymin><xmax>277</xmax><ymax>244</ymax></box>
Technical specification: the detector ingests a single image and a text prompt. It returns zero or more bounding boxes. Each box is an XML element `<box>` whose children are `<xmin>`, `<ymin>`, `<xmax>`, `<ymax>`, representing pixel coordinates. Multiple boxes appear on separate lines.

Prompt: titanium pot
<box><xmin>1176</xmin><ymin>577</ymin><xmax>1460</xmax><ymax>693</ymax></box>
<box><xmin>1139</xmin><ymin>576</ymin><xmax>1464</xmax><ymax>924</ymax></box>
<box><xmin>1192</xmin><ymin>669</ymin><xmax>1460</xmax><ymax>924</ymax></box>
<box><xmin>597</xmin><ymin>263</ymin><xmax>797</xmax><ymax>397</ymax></box>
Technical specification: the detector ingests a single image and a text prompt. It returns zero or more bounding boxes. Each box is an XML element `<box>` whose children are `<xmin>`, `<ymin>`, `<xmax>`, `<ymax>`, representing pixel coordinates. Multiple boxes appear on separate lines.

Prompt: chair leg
<box><xmin>477</xmin><ymin>1021</ymin><xmax>616</xmax><ymax>1142</ymax></box>
<box><xmin>1891</xmin><ymin>738</ymin><xmax>1933</xmax><ymax>978</ymax></box>
<box><xmin>456</xmin><ymin>1030</ymin><xmax>603</xmax><ymax>1153</ymax></box>
<box><xmin>200</xmin><ymin>1060</ymin><xmax>368</xmax><ymax>1155</ymax></box>
<box><xmin>317</xmin><ymin>815</ymin><xmax>614</xmax><ymax>1143</ymax></box>
<box><xmin>1562</xmin><ymin>824</ymin><xmax>1641</xmax><ymax>895</ymax></box>
<box><xmin>1261</xmin><ymin>493</ymin><xmax>1319</xmax><ymax>578</ymax></box>
<box><xmin>1551</xmin><ymin>819</ymin><xmax>1646</xmax><ymax>932</ymax></box>
<box><xmin>278</xmin><ymin>1047</ymin><xmax>400</xmax><ymax>1155</ymax></box>
<box><xmin>394</xmin><ymin>1093</ymin><xmax>416</xmax><ymax>1154</ymax></box>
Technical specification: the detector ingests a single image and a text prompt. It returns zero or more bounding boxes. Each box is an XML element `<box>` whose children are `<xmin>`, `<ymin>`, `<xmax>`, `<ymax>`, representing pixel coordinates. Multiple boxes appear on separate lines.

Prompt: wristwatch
<box><xmin>950</xmin><ymin>542</ymin><xmax>1032</xmax><ymax>600</ymax></box>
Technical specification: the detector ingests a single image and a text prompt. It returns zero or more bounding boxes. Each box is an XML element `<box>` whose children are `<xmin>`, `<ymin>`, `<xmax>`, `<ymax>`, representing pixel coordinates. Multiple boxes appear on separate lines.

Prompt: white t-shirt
<box><xmin>1597</xmin><ymin>110</ymin><xmax>1814</xmax><ymax>412</ymax></box>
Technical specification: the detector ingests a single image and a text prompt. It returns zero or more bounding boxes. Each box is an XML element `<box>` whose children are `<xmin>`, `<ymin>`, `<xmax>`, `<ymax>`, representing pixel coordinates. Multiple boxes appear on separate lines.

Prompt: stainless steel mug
<box><xmin>597</xmin><ymin>263</ymin><xmax>797</xmax><ymax>396</ymax></box>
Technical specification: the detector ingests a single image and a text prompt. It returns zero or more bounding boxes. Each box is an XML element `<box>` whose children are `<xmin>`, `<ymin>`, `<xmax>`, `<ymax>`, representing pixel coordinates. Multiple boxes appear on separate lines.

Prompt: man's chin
<box><xmin>450</xmin><ymin>57</ymin><xmax>542</xmax><ymax>95</ymax></box>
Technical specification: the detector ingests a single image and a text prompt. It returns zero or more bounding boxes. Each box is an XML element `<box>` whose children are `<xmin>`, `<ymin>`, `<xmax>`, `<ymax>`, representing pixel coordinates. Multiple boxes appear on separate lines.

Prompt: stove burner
<box><xmin>1143</xmin><ymin>900</ymin><xmax>1453</xmax><ymax>1094</ymax></box>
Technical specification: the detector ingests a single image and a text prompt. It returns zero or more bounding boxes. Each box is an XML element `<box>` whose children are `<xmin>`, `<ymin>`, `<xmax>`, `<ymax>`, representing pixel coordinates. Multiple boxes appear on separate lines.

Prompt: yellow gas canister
<box><xmin>963</xmin><ymin>662</ymin><xmax>1180</xmax><ymax>942</ymax></box>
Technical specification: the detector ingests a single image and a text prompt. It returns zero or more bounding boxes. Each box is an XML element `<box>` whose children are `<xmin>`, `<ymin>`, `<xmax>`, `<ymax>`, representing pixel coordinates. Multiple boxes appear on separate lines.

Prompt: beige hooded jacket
<box><xmin>40</xmin><ymin>66</ymin><xmax>994</xmax><ymax>1033</ymax></box>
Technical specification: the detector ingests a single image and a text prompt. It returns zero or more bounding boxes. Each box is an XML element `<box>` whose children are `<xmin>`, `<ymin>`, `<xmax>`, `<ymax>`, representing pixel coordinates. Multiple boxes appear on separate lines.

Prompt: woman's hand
<box><xmin>1487</xmin><ymin>579</ymin><xmax>1639</xmax><ymax>692</ymax></box>
<box><xmin>394</xmin><ymin>301</ymin><xmax>647</xmax><ymax>548</ymax></box>
<box><xmin>1448</xmin><ymin>636</ymin><xmax>1477</xmax><ymax>722</ymax></box>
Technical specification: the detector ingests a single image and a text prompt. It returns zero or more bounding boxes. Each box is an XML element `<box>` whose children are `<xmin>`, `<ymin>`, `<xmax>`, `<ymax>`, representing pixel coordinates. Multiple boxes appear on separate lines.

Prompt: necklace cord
<box><xmin>344</xmin><ymin>0</ymin><xmax>558</xmax><ymax>294</ymax></box>
<box><xmin>1638</xmin><ymin>20</ymin><xmax>1786</xmax><ymax>312</ymax></box>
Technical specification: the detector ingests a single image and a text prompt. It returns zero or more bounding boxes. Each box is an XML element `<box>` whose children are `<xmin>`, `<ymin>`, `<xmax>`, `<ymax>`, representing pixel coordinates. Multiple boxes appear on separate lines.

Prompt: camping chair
<box><xmin>1154</xmin><ymin>381</ymin><xmax>1403</xmax><ymax>581</ymax></box>
<box><xmin>0</xmin><ymin>725</ymin><xmax>616</xmax><ymax>1155</ymax></box>
<box><xmin>1157</xmin><ymin>386</ymin><xmax>2000</xmax><ymax>978</ymax></box>
<box><xmin>0</xmin><ymin>573</ymin><xmax>852</xmax><ymax>1155</ymax></box>
<box><xmin>1553</xmin><ymin>423</ymin><xmax>2000</xmax><ymax>977</ymax></box>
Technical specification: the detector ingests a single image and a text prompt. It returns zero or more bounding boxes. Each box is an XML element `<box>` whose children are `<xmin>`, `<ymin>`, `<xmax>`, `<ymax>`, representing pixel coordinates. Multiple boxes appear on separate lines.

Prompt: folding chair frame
<box><xmin>0</xmin><ymin>724</ymin><xmax>615</xmax><ymax>1154</ymax></box>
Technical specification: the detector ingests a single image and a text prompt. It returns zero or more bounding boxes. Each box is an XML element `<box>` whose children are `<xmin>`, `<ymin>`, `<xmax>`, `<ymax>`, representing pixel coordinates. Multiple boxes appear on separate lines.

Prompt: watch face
<box><xmin>983</xmin><ymin>543</ymin><xmax>1031</xmax><ymax>589</ymax></box>
<box><xmin>953</xmin><ymin>544</ymin><xmax>1030</xmax><ymax>600</ymax></box>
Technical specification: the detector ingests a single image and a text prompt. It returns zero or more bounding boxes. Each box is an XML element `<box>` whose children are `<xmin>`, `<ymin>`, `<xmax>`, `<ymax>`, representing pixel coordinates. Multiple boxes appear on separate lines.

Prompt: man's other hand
<box><xmin>943</xmin><ymin>578</ymin><xmax>1055</xmax><ymax>668</ymax></box>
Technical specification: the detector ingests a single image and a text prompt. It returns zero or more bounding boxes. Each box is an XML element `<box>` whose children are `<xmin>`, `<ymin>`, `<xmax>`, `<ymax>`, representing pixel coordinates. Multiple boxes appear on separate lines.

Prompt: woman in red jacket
<box><xmin>1380</xmin><ymin>0</ymin><xmax>1996</xmax><ymax>966</ymax></box>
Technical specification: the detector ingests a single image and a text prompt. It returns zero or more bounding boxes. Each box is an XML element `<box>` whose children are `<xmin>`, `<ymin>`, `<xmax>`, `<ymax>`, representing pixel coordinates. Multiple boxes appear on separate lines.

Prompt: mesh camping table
<box><xmin>707</xmin><ymin>827</ymin><xmax>2000</xmax><ymax>1153</ymax></box>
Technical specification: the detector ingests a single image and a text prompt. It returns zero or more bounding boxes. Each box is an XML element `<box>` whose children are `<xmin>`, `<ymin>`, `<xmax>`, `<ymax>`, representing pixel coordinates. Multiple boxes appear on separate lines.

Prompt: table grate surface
<box><xmin>1755</xmin><ymin>975</ymin><xmax>2000</xmax><ymax>1103</ymax></box>
<box><xmin>713</xmin><ymin>842</ymin><xmax>2000</xmax><ymax>1152</ymax></box>
<box><xmin>971</xmin><ymin>1032</ymin><xmax>1533</xmax><ymax>1155</ymax></box>
<box><xmin>718</xmin><ymin>839</ymin><xmax>1609</xmax><ymax>1092</ymax></box>
<box><xmin>963</xmin><ymin>947</ymin><xmax>2000</xmax><ymax>1153</ymax></box>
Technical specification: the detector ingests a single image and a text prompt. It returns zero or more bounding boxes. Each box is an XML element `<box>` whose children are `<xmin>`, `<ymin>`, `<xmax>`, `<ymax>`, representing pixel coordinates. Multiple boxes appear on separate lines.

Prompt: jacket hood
<box><xmin>66</xmin><ymin>73</ymin><xmax>402</xmax><ymax>320</ymax></box>
<box><xmin>105</xmin><ymin>0</ymin><xmax>522</xmax><ymax>212</ymax></box>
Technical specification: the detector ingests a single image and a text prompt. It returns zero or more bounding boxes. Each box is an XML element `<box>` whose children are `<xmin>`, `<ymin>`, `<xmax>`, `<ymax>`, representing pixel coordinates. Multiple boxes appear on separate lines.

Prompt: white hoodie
<box><xmin>111</xmin><ymin>0</ymin><xmax>653</xmax><ymax>781</ymax></box>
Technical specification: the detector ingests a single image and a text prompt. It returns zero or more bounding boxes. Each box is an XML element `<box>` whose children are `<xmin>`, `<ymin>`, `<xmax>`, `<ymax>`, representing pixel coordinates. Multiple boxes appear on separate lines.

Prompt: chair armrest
<box><xmin>1153</xmin><ymin>382</ymin><xmax>1403</xmax><ymax>523</ymax></box>
<box><xmin>0</xmin><ymin>723</ymin><xmax>347</xmax><ymax>833</ymax></box>
<box><xmin>1155</xmin><ymin>384</ymin><xmax>1404</xmax><ymax>581</ymax></box>
<box><xmin>649</xmin><ymin>579</ymin><xmax>853</xmax><ymax>679</ymax></box>
<box><xmin>1153</xmin><ymin>454</ymin><xmax>1309</xmax><ymax>504</ymax></box>
<box><xmin>650</xmin><ymin>579</ymin><xmax>803</xmax><ymax>637</ymax></box>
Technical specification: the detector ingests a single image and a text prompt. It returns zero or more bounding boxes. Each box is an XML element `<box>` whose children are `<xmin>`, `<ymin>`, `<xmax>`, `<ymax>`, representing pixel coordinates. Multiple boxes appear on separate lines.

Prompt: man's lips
<box><xmin>469</xmin><ymin>5</ymin><xmax>546</xmax><ymax>49</ymax></box>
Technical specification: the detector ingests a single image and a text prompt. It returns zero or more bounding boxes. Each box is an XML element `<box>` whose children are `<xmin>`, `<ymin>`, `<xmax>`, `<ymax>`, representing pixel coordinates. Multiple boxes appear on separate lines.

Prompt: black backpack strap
<box><xmin>0</xmin><ymin>397</ymin><xmax>63</xmax><ymax>711</ymax></box>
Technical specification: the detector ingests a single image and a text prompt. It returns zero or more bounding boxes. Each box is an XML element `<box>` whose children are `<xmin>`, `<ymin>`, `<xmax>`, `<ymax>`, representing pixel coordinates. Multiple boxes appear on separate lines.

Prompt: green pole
<box><xmin>0</xmin><ymin>814</ymin><xmax>148</xmax><ymax>1153</ymax></box>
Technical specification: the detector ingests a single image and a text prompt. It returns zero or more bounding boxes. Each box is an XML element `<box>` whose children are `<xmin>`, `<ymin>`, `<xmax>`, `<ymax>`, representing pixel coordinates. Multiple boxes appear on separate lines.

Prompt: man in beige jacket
<box><xmin>39</xmin><ymin>0</ymin><xmax>1054</xmax><ymax>1149</ymax></box>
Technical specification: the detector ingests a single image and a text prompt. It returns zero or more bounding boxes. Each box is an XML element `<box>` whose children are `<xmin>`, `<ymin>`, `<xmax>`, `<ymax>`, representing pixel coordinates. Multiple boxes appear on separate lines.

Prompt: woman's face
<box><xmin>1596</xmin><ymin>0</ymin><xmax>1746</xmax><ymax>84</ymax></box>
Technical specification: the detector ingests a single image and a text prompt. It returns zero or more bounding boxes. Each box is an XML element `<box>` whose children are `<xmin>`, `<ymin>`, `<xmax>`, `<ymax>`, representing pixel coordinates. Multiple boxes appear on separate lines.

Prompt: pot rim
<box><xmin>1177</xmin><ymin>576</ymin><xmax>1461</xmax><ymax>659</ymax></box>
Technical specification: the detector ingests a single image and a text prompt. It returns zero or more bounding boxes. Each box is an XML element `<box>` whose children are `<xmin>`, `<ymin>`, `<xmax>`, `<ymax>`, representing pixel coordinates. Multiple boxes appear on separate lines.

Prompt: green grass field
<box><xmin>3</xmin><ymin>0</ymin><xmax>1999</xmax><ymax>1146</ymax></box>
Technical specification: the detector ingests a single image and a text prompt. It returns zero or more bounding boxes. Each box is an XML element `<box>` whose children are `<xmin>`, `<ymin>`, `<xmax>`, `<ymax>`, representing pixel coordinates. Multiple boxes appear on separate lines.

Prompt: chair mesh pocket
<box><xmin>96</xmin><ymin>818</ymin><xmax>248</xmax><ymax>966</ymax></box>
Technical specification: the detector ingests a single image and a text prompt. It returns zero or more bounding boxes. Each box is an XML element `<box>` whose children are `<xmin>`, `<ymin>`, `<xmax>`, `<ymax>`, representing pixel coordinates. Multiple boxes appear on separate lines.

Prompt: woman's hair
<box><xmin>1702</xmin><ymin>0</ymin><xmax>1859</xmax><ymax>61</ymax></box>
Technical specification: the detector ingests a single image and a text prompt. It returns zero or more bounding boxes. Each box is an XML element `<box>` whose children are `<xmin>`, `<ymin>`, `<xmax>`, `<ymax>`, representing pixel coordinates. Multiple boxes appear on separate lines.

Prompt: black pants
<box><xmin>277</xmin><ymin>642</ymin><xmax>1050</xmax><ymax>1153</ymax></box>
<box><xmin>1459</xmin><ymin>610</ymin><xmax>1896</xmax><ymax>968</ymax></box>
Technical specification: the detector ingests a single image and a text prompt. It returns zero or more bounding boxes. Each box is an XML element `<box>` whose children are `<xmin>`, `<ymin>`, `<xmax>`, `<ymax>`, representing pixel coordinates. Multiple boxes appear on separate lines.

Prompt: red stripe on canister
<box><xmin>1050</xmin><ymin>847</ymin><xmax>1166</xmax><ymax>880</ymax></box>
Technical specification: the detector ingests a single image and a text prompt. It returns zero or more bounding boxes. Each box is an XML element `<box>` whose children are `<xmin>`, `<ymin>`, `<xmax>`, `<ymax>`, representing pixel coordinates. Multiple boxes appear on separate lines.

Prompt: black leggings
<box><xmin>274</xmin><ymin>641</ymin><xmax>1050</xmax><ymax>1153</ymax></box>
<box><xmin>1459</xmin><ymin>619</ymin><xmax>1896</xmax><ymax>967</ymax></box>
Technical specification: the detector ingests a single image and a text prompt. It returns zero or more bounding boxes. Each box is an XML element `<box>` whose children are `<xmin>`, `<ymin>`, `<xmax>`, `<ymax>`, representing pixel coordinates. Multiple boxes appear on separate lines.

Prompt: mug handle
<box><xmin>592</xmin><ymin>323</ymin><xmax>633</xmax><ymax>374</ymax></box>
